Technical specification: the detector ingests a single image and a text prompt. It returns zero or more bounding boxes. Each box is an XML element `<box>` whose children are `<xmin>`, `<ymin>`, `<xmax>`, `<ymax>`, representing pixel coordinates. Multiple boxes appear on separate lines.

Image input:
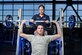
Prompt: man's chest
<box><xmin>31</xmin><ymin>37</ymin><xmax>48</xmax><ymax>45</ymax></box>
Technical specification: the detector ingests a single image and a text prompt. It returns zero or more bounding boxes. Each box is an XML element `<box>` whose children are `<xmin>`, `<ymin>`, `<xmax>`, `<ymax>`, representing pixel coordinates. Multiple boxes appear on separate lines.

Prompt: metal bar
<box><xmin>52</xmin><ymin>0</ymin><xmax>55</xmax><ymax>28</ymax></box>
<box><xmin>71</xmin><ymin>5</ymin><xmax>82</xmax><ymax>21</ymax></box>
<box><xmin>16</xmin><ymin>8</ymin><xmax>22</xmax><ymax>55</ymax></box>
<box><xmin>0</xmin><ymin>1</ymin><xmax>82</xmax><ymax>4</ymax></box>
<box><xmin>60</xmin><ymin>8</ymin><xmax>64</xmax><ymax>55</ymax></box>
<box><xmin>0</xmin><ymin>20</ymin><xmax>82</xmax><ymax>23</ymax></box>
<box><xmin>57</xmin><ymin>5</ymin><xmax>68</xmax><ymax>21</ymax></box>
<box><xmin>0</xmin><ymin>1</ymin><xmax>53</xmax><ymax>4</ymax></box>
<box><xmin>54</xmin><ymin>1</ymin><xmax>82</xmax><ymax>4</ymax></box>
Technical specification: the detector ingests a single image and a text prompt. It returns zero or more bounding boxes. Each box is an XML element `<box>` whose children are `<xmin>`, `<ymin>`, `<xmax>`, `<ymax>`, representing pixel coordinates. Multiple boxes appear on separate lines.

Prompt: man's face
<box><xmin>36</xmin><ymin>25</ymin><xmax>44</xmax><ymax>35</ymax></box>
<box><xmin>39</xmin><ymin>6</ymin><xmax>44</xmax><ymax>15</ymax></box>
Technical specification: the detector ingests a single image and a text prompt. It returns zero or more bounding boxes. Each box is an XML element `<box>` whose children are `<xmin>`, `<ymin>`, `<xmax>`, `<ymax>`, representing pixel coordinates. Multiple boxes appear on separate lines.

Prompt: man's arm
<box><xmin>45</xmin><ymin>16</ymin><xmax>50</xmax><ymax>27</ymax></box>
<box><xmin>29</xmin><ymin>15</ymin><xmax>35</xmax><ymax>23</ymax></box>
<box><xmin>19</xmin><ymin>20</ymin><xmax>33</xmax><ymax>41</ymax></box>
<box><xmin>50</xmin><ymin>21</ymin><xmax>62</xmax><ymax>41</ymax></box>
<box><xmin>19</xmin><ymin>20</ymin><xmax>28</xmax><ymax>38</ymax></box>
<box><xmin>45</xmin><ymin>16</ymin><xmax>50</xmax><ymax>24</ymax></box>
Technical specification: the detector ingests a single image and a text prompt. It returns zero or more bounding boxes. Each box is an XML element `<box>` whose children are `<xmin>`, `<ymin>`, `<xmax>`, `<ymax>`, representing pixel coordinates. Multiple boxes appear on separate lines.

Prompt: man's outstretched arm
<box><xmin>51</xmin><ymin>21</ymin><xmax>62</xmax><ymax>41</ymax></box>
<box><xmin>19</xmin><ymin>20</ymin><xmax>30</xmax><ymax>38</ymax></box>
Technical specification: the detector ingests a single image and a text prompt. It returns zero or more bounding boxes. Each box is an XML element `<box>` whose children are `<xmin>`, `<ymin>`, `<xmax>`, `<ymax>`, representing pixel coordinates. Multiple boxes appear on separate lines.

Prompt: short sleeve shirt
<box><xmin>25</xmin><ymin>35</ymin><xmax>52</xmax><ymax>55</ymax></box>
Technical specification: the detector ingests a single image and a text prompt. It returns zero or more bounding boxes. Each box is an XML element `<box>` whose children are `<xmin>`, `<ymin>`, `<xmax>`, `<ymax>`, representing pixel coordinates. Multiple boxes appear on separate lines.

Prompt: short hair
<box><xmin>38</xmin><ymin>4</ymin><xmax>45</xmax><ymax>10</ymax></box>
<box><xmin>36</xmin><ymin>24</ymin><xmax>44</xmax><ymax>30</ymax></box>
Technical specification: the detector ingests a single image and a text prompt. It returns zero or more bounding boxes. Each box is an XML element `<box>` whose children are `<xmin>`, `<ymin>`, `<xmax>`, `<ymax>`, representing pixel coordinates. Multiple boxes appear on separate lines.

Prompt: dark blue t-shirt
<box><xmin>32</xmin><ymin>14</ymin><xmax>50</xmax><ymax>28</ymax></box>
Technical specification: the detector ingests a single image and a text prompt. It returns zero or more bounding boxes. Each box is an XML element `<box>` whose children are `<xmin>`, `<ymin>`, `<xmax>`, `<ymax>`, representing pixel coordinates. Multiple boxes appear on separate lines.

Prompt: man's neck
<box><xmin>37</xmin><ymin>34</ymin><xmax>44</xmax><ymax>36</ymax></box>
<box><xmin>39</xmin><ymin>14</ymin><xmax>44</xmax><ymax>17</ymax></box>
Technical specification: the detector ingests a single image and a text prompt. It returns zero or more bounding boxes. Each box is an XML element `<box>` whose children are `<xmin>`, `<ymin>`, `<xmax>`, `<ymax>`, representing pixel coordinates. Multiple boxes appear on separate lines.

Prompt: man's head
<box><xmin>36</xmin><ymin>24</ymin><xmax>45</xmax><ymax>36</ymax></box>
<box><xmin>38</xmin><ymin>4</ymin><xmax>45</xmax><ymax>15</ymax></box>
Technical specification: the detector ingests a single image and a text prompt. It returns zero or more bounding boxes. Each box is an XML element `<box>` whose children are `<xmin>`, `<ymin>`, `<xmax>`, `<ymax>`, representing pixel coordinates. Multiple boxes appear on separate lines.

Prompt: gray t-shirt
<box><xmin>24</xmin><ymin>35</ymin><xmax>52</xmax><ymax>55</ymax></box>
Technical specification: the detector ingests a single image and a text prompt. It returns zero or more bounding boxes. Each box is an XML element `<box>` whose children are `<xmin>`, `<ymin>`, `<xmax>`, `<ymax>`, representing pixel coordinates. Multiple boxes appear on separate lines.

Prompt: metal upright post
<box><xmin>16</xmin><ymin>8</ymin><xmax>22</xmax><ymax>55</ymax></box>
<box><xmin>59</xmin><ymin>8</ymin><xmax>64</xmax><ymax>55</ymax></box>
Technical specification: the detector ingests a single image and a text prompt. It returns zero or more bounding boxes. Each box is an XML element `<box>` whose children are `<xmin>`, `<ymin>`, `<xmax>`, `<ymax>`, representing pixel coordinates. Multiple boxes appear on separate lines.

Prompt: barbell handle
<box><xmin>6</xmin><ymin>20</ymin><xmax>63</xmax><ymax>23</ymax></box>
<box><xmin>0</xmin><ymin>20</ymin><xmax>81</xmax><ymax>23</ymax></box>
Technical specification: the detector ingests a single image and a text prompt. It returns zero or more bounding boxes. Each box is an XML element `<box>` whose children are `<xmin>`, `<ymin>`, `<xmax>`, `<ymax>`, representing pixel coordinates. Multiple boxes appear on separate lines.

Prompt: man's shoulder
<box><xmin>32</xmin><ymin>14</ymin><xmax>39</xmax><ymax>19</ymax></box>
<box><xmin>44</xmin><ymin>14</ymin><xmax>49</xmax><ymax>17</ymax></box>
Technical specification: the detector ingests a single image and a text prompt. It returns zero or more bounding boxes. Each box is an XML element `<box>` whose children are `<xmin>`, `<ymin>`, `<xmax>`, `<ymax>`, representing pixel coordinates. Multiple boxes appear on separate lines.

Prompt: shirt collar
<box><xmin>38</xmin><ymin>13</ymin><xmax>45</xmax><ymax>18</ymax></box>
